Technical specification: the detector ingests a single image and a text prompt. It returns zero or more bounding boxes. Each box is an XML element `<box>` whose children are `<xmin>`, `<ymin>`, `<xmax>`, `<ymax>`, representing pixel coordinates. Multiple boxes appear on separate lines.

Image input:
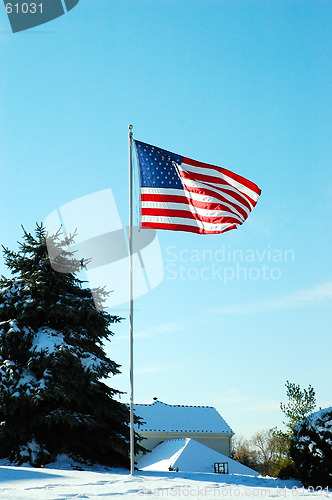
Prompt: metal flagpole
<box><xmin>128</xmin><ymin>124</ymin><xmax>135</xmax><ymax>475</ymax></box>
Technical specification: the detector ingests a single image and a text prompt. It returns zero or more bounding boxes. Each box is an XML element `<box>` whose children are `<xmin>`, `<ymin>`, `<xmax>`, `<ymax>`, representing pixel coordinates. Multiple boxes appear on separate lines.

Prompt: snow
<box><xmin>16</xmin><ymin>369</ymin><xmax>38</xmax><ymax>388</ymax></box>
<box><xmin>137</xmin><ymin>438</ymin><xmax>259</xmax><ymax>476</ymax></box>
<box><xmin>304</xmin><ymin>407</ymin><xmax>332</xmax><ymax>431</ymax></box>
<box><xmin>138</xmin><ymin>439</ymin><xmax>187</xmax><ymax>471</ymax></box>
<box><xmin>80</xmin><ymin>353</ymin><xmax>103</xmax><ymax>372</ymax></box>
<box><xmin>17</xmin><ymin>439</ymin><xmax>44</xmax><ymax>466</ymax></box>
<box><xmin>0</xmin><ymin>457</ymin><xmax>315</xmax><ymax>499</ymax></box>
<box><xmin>31</xmin><ymin>327</ymin><xmax>65</xmax><ymax>354</ymax></box>
<box><xmin>2</xmin><ymin>360</ymin><xmax>14</xmax><ymax>368</ymax></box>
<box><xmin>7</xmin><ymin>320</ymin><xmax>21</xmax><ymax>333</ymax></box>
<box><xmin>31</xmin><ymin>327</ymin><xmax>102</xmax><ymax>373</ymax></box>
<box><xmin>295</xmin><ymin>407</ymin><xmax>332</xmax><ymax>448</ymax></box>
<box><xmin>134</xmin><ymin>400</ymin><xmax>233</xmax><ymax>433</ymax></box>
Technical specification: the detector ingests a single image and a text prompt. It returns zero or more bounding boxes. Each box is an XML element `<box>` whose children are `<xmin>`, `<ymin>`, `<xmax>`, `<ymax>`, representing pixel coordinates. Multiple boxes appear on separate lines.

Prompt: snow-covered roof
<box><xmin>137</xmin><ymin>438</ymin><xmax>258</xmax><ymax>476</ymax></box>
<box><xmin>134</xmin><ymin>400</ymin><xmax>233</xmax><ymax>434</ymax></box>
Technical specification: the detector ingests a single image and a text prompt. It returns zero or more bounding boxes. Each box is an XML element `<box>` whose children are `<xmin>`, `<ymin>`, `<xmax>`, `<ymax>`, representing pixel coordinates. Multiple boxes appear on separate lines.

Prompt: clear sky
<box><xmin>1</xmin><ymin>0</ymin><xmax>331</xmax><ymax>438</ymax></box>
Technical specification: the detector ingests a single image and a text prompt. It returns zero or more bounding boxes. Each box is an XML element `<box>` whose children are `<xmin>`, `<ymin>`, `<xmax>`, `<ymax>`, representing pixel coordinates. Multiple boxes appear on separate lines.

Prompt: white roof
<box><xmin>134</xmin><ymin>400</ymin><xmax>233</xmax><ymax>434</ymax></box>
<box><xmin>137</xmin><ymin>438</ymin><xmax>258</xmax><ymax>476</ymax></box>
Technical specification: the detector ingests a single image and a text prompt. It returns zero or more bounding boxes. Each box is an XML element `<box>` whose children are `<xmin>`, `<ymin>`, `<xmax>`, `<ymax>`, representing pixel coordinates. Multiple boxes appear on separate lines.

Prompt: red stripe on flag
<box><xmin>141</xmin><ymin>221</ymin><xmax>238</xmax><ymax>235</ymax></box>
<box><xmin>141</xmin><ymin>208</ymin><xmax>241</xmax><ymax>225</ymax></box>
<box><xmin>141</xmin><ymin>193</ymin><xmax>188</xmax><ymax>204</ymax></box>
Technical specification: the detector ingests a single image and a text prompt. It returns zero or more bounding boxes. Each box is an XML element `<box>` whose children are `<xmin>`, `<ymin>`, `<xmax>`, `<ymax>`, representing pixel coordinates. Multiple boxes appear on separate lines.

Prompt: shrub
<box><xmin>291</xmin><ymin>407</ymin><xmax>332</xmax><ymax>487</ymax></box>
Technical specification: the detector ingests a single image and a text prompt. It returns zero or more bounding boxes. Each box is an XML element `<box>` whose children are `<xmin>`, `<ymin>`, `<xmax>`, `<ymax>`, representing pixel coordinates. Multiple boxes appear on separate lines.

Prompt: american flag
<box><xmin>134</xmin><ymin>140</ymin><xmax>261</xmax><ymax>235</ymax></box>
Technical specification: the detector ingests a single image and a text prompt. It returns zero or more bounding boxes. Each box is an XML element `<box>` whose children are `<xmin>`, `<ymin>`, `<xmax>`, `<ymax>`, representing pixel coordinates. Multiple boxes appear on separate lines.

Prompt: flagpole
<box><xmin>128</xmin><ymin>124</ymin><xmax>135</xmax><ymax>476</ymax></box>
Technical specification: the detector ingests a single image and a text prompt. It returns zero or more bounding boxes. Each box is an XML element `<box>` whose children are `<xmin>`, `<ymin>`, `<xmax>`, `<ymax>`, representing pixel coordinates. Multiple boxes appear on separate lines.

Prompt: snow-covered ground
<box><xmin>0</xmin><ymin>456</ymin><xmax>329</xmax><ymax>500</ymax></box>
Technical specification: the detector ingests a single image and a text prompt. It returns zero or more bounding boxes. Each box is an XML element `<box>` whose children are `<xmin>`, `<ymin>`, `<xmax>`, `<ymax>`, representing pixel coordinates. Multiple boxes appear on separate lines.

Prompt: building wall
<box><xmin>193</xmin><ymin>435</ymin><xmax>232</xmax><ymax>457</ymax></box>
<box><xmin>137</xmin><ymin>431</ymin><xmax>233</xmax><ymax>459</ymax></box>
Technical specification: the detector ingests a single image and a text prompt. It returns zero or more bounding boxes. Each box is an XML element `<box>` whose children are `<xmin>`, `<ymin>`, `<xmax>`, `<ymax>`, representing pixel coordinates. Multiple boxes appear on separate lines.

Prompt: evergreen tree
<box><xmin>280</xmin><ymin>381</ymin><xmax>316</xmax><ymax>432</ymax></box>
<box><xmin>0</xmin><ymin>224</ymin><xmax>142</xmax><ymax>467</ymax></box>
<box><xmin>273</xmin><ymin>381</ymin><xmax>316</xmax><ymax>479</ymax></box>
<box><xmin>291</xmin><ymin>407</ymin><xmax>332</xmax><ymax>487</ymax></box>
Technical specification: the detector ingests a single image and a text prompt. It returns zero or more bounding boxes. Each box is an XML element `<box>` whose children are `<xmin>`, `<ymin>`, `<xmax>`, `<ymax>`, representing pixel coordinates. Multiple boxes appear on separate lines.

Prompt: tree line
<box><xmin>232</xmin><ymin>381</ymin><xmax>332</xmax><ymax>487</ymax></box>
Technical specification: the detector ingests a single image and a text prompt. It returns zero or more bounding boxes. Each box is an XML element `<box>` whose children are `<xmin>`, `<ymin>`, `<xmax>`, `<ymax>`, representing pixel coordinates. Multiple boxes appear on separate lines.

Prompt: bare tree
<box><xmin>251</xmin><ymin>430</ymin><xmax>280</xmax><ymax>476</ymax></box>
<box><xmin>232</xmin><ymin>435</ymin><xmax>260</xmax><ymax>472</ymax></box>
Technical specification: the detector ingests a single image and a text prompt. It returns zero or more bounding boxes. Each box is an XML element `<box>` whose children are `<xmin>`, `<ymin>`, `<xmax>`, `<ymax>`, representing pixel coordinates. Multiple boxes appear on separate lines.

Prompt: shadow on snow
<box><xmin>0</xmin><ymin>466</ymin><xmax>64</xmax><ymax>483</ymax></box>
<box><xmin>137</xmin><ymin>470</ymin><xmax>302</xmax><ymax>489</ymax></box>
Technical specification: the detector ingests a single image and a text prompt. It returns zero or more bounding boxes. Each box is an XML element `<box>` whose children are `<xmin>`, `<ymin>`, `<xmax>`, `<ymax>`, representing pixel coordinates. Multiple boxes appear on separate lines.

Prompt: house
<box><xmin>137</xmin><ymin>438</ymin><xmax>258</xmax><ymax>476</ymax></box>
<box><xmin>134</xmin><ymin>399</ymin><xmax>234</xmax><ymax>459</ymax></box>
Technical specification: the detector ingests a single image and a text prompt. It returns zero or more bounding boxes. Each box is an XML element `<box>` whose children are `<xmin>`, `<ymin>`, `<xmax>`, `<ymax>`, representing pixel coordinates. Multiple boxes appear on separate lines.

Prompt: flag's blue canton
<box><xmin>135</xmin><ymin>140</ymin><xmax>184</xmax><ymax>189</ymax></box>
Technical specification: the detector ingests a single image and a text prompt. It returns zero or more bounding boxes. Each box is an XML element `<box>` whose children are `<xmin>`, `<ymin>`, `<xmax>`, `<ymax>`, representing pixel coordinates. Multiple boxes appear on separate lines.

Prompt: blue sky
<box><xmin>1</xmin><ymin>0</ymin><xmax>331</xmax><ymax>437</ymax></box>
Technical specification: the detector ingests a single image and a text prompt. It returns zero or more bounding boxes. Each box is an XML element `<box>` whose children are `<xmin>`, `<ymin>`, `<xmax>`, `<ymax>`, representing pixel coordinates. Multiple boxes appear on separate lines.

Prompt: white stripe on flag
<box><xmin>141</xmin><ymin>201</ymin><xmax>244</xmax><ymax>222</ymax></box>
<box><xmin>141</xmin><ymin>187</ymin><xmax>247</xmax><ymax>220</ymax></box>
<box><xmin>181</xmin><ymin>162</ymin><xmax>260</xmax><ymax>202</ymax></box>
<box><xmin>141</xmin><ymin>215</ymin><xmax>236</xmax><ymax>232</ymax></box>
<box><xmin>181</xmin><ymin>178</ymin><xmax>252</xmax><ymax>214</ymax></box>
